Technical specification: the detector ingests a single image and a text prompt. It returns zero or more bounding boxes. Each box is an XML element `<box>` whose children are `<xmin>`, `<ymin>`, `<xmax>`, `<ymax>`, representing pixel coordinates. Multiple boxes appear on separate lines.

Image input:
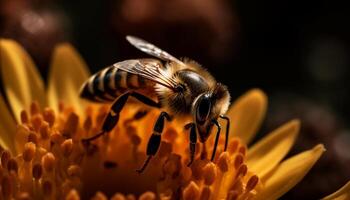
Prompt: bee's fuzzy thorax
<box><xmin>154</xmin><ymin>59</ymin><xmax>218</xmax><ymax>117</ymax></box>
<box><xmin>212</xmin><ymin>83</ymin><xmax>231</xmax><ymax>116</ymax></box>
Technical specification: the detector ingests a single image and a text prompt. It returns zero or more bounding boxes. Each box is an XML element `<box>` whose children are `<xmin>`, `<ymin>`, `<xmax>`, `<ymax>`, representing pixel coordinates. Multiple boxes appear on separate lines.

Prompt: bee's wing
<box><xmin>114</xmin><ymin>59</ymin><xmax>178</xmax><ymax>89</ymax></box>
<box><xmin>126</xmin><ymin>36</ymin><xmax>185</xmax><ymax>66</ymax></box>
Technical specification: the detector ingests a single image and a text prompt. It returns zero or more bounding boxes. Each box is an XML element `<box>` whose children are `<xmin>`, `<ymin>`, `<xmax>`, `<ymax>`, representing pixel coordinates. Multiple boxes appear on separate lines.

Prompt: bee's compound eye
<box><xmin>196</xmin><ymin>95</ymin><xmax>211</xmax><ymax>123</ymax></box>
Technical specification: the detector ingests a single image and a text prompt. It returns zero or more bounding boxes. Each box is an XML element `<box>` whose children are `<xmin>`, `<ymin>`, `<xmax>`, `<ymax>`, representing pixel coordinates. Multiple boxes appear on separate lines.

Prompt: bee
<box><xmin>80</xmin><ymin>36</ymin><xmax>231</xmax><ymax>173</ymax></box>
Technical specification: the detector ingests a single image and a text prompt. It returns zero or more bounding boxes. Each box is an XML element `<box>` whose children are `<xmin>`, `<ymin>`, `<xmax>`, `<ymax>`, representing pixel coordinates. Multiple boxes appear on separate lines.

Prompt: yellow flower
<box><xmin>0</xmin><ymin>38</ymin><xmax>330</xmax><ymax>199</ymax></box>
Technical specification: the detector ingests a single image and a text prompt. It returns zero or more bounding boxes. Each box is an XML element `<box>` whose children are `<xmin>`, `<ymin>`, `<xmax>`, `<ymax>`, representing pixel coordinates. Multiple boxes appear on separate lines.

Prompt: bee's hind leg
<box><xmin>136</xmin><ymin>111</ymin><xmax>171</xmax><ymax>173</ymax></box>
<box><xmin>82</xmin><ymin>92</ymin><xmax>160</xmax><ymax>144</ymax></box>
<box><xmin>184</xmin><ymin>123</ymin><xmax>197</xmax><ymax>167</ymax></box>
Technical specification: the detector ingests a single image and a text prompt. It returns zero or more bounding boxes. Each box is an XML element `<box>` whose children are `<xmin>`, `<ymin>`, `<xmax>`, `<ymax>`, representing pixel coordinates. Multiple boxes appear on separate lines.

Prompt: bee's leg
<box><xmin>82</xmin><ymin>92</ymin><xmax>160</xmax><ymax>144</ymax></box>
<box><xmin>185</xmin><ymin>123</ymin><xmax>197</xmax><ymax>166</ymax></box>
<box><xmin>210</xmin><ymin>120</ymin><xmax>222</xmax><ymax>161</ymax></box>
<box><xmin>136</xmin><ymin>111</ymin><xmax>171</xmax><ymax>173</ymax></box>
<box><xmin>219</xmin><ymin>115</ymin><xmax>230</xmax><ymax>151</ymax></box>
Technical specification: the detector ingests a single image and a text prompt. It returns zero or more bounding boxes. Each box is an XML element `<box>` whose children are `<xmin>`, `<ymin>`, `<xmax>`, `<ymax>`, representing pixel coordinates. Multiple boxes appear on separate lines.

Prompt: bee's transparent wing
<box><xmin>126</xmin><ymin>36</ymin><xmax>185</xmax><ymax>66</ymax></box>
<box><xmin>114</xmin><ymin>59</ymin><xmax>178</xmax><ymax>89</ymax></box>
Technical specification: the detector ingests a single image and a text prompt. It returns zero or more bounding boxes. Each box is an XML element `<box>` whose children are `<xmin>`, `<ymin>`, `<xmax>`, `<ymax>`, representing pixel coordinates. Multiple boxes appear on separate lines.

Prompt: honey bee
<box><xmin>80</xmin><ymin>36</ymin><xmax>231</xmax><ymax>173</ymax></box>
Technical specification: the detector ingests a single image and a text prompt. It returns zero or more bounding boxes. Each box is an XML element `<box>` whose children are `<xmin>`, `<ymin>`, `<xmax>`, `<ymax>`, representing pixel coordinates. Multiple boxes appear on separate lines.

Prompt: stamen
<box><xmin>61</xmin><ymin>139</ymin><xmax>74</xmax><ymax>157</ymax></box>
<box><xmin>7</xmin><ymin>158</ymin><xmax>18</xmax><ymax>174</ymax></box>
<box><xmin>111</xmin><ymin>193</ymin><xmax>126</xmax><ymax>200</ymax></box>
<box><xmin>181</xmin><ymin>164</ymin><xmax>192</xmax><ymax>182</ymax></box>
<box><xmin>230</xmin><ymin>179</ymin><xmax>244</xmax><ymax>196</ymax></box>
<box><xmin>67</xmin><ymin>165</ymin><xmax>81</xmax><ymax>178</ymax></box>
<box><xmin>200</xmin><ymin>143</ymin><xmax>208</xmax><ymax>160</ymax></box>
<box><xmin>85</xmin><ymin>143</ymin><xmax>99</xmax><ymax>156</ymax></box>
<box><xmin>238</xmin><ymin>146</ymin><xmax>246</xmax><ymax>156</ymax></box>
<box><xmin>8</xmin><ymin>171</ymin><xmax>18</xmax><ymax>194</ymax></box>
<box><xmin>190</xmin><ymin>160</ymin><xmax>207</xmax><ymax>180</ymax></box>
<box><xmin>22</xmin><ymin>142</ymin><xmax>36</xmax><ymax>162</ymax></box>
<box><xmin>59</xmin><ymin>101</ymin><xmax>65</xmax><ymax>112</ymax></box>
<box><xmin>217</xmin><ymin>152</ymin><xmax>229</xmax><ymax>172</ymax></box>
<box><xmin>130</xmin><ymin>133</ymin><xmax>141</xmax><ymax>158</ymax></box>
<box><xmin>235</xmin><ymin>164</ymin><xmax>248</xmax><ymax>179</ymax></box>
<box><xmin>31</xmin><ymin>114</ymin><xmax>43</xmax><ymax>132</ymax></box>
<box><xmin>20</xmin><ymin>110</ymin><xmax>29</xmax><ymax>124</ymax></box>
<box><xmin>28</xmin><ymin>131</ymin><xmax>38</xmax><ymax>144</ymax></box>
<box><xmin>8</xmin><ymin>101</ymin><xmax>261</xmax><ymax>199</ymax></box>
<box><xmin>42</xmin><ymin>180</ymin><xmax>53</xmax><ymax>196</ymax></box>
<box><xmin>163</xmin><ymin>127</ymin><xmax>178</xmax><ymax>143</ymax></box>
<box><xmin>157</xmin><ymin>141</ymin><xmax>172</xmax><ymax>158</ymax></box>
<box><xmin>1</xmin><ymin>150</ymin><xmax>11</xmax><ymax>168</ymax></box>
<box><xmin>227</xmin><ymin>191</ymin><xmax>239</xmax><ymax>200</ymax></box>
<box><xmin>91</xmin><ymin>192</ymin><xmax>108</xmax><ymax>200</ymax></box>
<box><xmin>126</xmin><ymin>194</ymin><xmax>136</xmax><ymax>200</ymax></box>
<box><xmin>50</xmin><ymin>132</ymin><xmax>64</xmax><ymax>145</ymax></box>
<box><xmin>63</xmin><ymin>113</ymin><xmax>79</xmax><ymax>137</ymax></box>
<box><xmin>234</xmin><ymin>154</ymin><xmax>244</xmax><ymax>169</ymax></box>
<box><xmin>42</xmin><ymin>153</ymin><xmax>55</xmax><ymax>172</ymax></box>
<box><xmin>126</xmin><ymin>126</ymin><xmax>141</xmax><ymax>145</ymax></box>
<box><xmin>39</xmin><ymin>122</ymin><xmax>50</xmax><ymax>140</ymax></box>
<box><xmin>32</xmin><ymin>163</ymin><xmax>43</xmax><ymax>179</ymax></box>
<box><xmin>163</xmin><ymin>154</ymin><xmax>181</xmax><ymax>176</ymax></box>
<box><xmin>43</xmin><ymin>108</ymin><xmax>55</xmax><ymax>127</ymax></box>
<box><xmin>139</xmin><ymin>191</ymin><xmax>156</xmax><ymax>200</ymax></box>
<box><xmin>246</xmin><ymin>175</ymin><xmax>259</xmax><ymax>192</ymax></box>
<box><xmin>1</xmin><ymin>175</ymin><xmax>12</xmax><ymax>199</ymax></box>
<box><xmin>203</xmin><ymin>162</ymin><xmax>217</xmax><ymax>185</ymax></box>
<box><xmin>228</xmin><ymin>139</ymin><xmax>239</xmax><ymax>154</ymax></box>
<box><xmin>199</xmin><ymin>186</ymin><xmax>211</xmax><ymax>200</ymax></box>
<box><xmin>66</xmin><ymin>189</ymin><xmax>80</xmax><ymax>200</ymax></box>
<box><xmin>96</xmin><ymin>106</ymin><xmax>108</xmax><ymax>127</ymax></box>
<box><xmin>15</xmin><ymin>125</ymin><xmax>30</xmax><ymax>155</ymax></box>
<box><xmin>183</xmin><ymin>181</ymin><xmax>200</xmax><ymax>200</ymax></box>
<box><xmin>30</xmin><ymin>101</ymin><xmax>40</xmax><ymax>116</ymax></box>
<box><xmin>83</xmin><ymin>116</ymin><xmax>93</xmax><ymax>132</ymax></box>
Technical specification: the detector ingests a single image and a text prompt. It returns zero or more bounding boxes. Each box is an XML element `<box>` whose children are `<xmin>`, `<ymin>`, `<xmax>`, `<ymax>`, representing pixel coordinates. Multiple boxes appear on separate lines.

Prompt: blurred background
<box><xmin>0</xmin><ymin>0</ymin><xmax>349</xmax><ymax>198</ymax></box>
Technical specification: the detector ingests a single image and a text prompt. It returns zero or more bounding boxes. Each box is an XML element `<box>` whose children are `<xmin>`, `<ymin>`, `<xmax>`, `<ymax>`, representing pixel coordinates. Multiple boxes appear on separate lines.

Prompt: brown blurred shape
<box><xmin>0</xmin><ymin>0</ymin><xmax>66</xmax><ymax>76</ymax></box>
<box><xmin>112</xmin><ymin>0</ymin><xmax>239</xmax><ymax>68</ymax></box>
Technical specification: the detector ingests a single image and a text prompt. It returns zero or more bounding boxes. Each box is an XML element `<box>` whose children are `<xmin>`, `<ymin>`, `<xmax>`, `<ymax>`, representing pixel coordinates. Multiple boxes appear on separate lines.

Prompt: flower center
<box><xmin>0</xmin><ymin>102</ymin><xmax>260</xmax><ymax>199</ymax></box>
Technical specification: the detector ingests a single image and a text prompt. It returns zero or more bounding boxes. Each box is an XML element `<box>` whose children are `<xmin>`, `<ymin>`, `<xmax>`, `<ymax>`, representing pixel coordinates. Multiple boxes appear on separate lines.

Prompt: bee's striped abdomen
<box><xmin>80</xmin><ymin>66</ymin><xmax>149</xmax><ymax>102</ymax></box>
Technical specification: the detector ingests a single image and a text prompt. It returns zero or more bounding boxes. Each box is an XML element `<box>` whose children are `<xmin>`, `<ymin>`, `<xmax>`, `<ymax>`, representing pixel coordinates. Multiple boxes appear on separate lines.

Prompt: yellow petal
<box><xmin>48</xmin><ymin>43</ymin><xmax>90</xmax><ymax>115</ymax></box>
<box><xmin>247</xmin><ymin>120</ymin><xmax>299</xmax><ymax>179</ymax></box>
<box><xmin>0</xmin><ymin>94</ymin><xmax>17</xmax><ymax>154</ymax></box>
<box><xmin>256</xmin><ymin>144</ymin><xmax>325</xmax><ymax>200</ymax></box>
<box><xmin>322</xmin><ymin>181</ymin><xmax>350</xmax><ymax>200</ymax></box>
<box><xmin>0</xmin><ymin>39</ymin><xmax>46</xmax><ymax>122</ymax></box>
<box><xmin>226</xmin><ymin>89</ymin><xmax>267</xmax><ymax>144</ymax></box>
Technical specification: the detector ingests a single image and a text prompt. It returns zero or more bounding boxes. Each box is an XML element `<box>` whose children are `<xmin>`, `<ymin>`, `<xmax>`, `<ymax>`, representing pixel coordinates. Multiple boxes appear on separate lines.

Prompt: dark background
<box><xmin>1</xmin><ymin>0</ymin><xmax>349</xmax><ymax>199</ymax></box>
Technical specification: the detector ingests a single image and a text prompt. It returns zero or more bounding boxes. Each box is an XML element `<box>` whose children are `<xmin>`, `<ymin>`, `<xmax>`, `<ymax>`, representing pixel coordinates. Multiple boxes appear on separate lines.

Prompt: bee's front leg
<box><xmin>219</xmin><ymin>115</ymin><xmax>230</xmax><ymax>151</ymax></box>
<box><xmin>210</xmin><ymin>120</ymin><xmax>222</xmax><ymax>161</ymax></box>
<box><xmin>136</xmin><ymin>111</ymin><xmax>171</xmax><ymax>173</ymax></box>
<box><xmin>185</xmin><ymin>123</ymin><xmax>197</xmax><ymax>167</ymax></box>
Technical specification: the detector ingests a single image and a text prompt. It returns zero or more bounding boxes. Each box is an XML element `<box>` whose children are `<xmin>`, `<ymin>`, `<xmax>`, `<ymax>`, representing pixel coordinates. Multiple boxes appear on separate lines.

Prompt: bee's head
<box><xmin>193</xmin><ymin>83</ymin><xmax>231</xmax><ymax>142</ymax></box>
